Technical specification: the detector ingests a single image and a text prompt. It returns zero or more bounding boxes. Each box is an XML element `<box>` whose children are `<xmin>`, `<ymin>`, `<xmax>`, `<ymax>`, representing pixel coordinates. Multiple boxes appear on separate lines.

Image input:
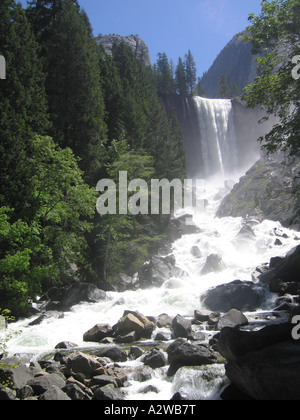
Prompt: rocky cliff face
<box><xmin>217</xmin><ymin>157</ymin><xmax>300</xmax><ymax>229</ymax></box>
<box><xmin>95</xmin><ymin>35</ymin><xmax>152</xmax><ymax>67</ymax></box>
<box><xmin>201</xmin><ymin>31</ymin><xmax>258</xmax><ymax>98</ymax></box>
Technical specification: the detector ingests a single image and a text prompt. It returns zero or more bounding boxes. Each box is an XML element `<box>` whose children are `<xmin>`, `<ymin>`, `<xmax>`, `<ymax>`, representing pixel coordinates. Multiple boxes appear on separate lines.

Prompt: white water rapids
<box><xmin>2</xmin><ymin>98</ymin><xmax>300</xmax><ymax>400</ymax></box>
<box><xmin>3</xmin><ymin>176</ymin><xmax>300</xmax><ymax>400</ymax></box>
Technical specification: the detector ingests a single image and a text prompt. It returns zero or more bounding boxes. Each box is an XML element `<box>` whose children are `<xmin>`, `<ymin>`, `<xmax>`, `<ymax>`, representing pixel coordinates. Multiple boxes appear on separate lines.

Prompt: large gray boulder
<box><xmin>139</xmin><ymin>256</ymin><xmax>187</xmax><ymax>288</ymax></box>
<box><xmin>259</xmin><ymin>245</ymin><xmax>300</xmax><ymax>285</ymax></box>
<box><xmin>201</xmin><ymin>280</ymin><xmax>266</xmax><ymax>313</ymax></box>
<box><xmin>60</xmin><ymin>283</ymin><xmax>106</xmax><ymax>309</ymax></box>
<box><xmin>226</xmin><ymin>341</ymin><xmax>300</xmax><ymax>400</ymax></box>
<box><xmin>166</xmin><ymin>339</ymin><xmax>218</xmax><ymax>376</ymax></box>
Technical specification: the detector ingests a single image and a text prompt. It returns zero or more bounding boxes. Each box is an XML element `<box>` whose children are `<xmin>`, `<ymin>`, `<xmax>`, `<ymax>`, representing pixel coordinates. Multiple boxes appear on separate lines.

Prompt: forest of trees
<box><xmin>0</xmin><ymin>0</ymin><xmax>186</xmax><ymax>316</ymax></box>
<box><xmin>153</xmin><ymin>50</ymin><xmax>240</xmax><ymax>99</ymax></box>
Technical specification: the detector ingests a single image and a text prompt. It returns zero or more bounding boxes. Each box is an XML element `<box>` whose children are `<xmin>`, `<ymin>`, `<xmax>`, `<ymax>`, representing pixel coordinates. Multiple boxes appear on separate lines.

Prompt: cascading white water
<box><xmin>193</xmin><ymin>96</ymin><xmax>238</xmax><ymax>178</ymax></box>
<box><xmin>2</xmin><ymin>98</ymin><xmax>300</xmax><ymax>400</ymax></box>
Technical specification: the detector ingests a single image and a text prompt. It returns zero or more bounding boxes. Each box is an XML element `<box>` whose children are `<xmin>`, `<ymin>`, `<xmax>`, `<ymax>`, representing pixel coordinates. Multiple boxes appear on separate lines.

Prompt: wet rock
<box><xmin>83</xmin><ymin>324</ymin><xmax>113</xmax><ymax>343</ymax></box>
<box><xmin>65</xmin><ymin>352</ymin><xmax>104</xmax><ymax>379</ymax></box>
<box><xmin>90</xmin><ymin>375</ymin><xmax>118</xmax><ymax>388</ymax></box>
<box><xmin>139</xmin><ymin>256</ymin><xmax>187</xmax><ymax>288</ymax></box>
<box><xmin>96</xmin><ymin>346</ymin><xmax>127</xmax><ymax>363</ymax></box>
<box><xmin>0</xmin><ymin>358</ymin><xmax>38</xmax><ymax>391</ymax></box>
<box><xmin>113</xmin><ymin>313</ymin><xmax>145</xmax><ymax>340</ymax></box>
<box><xmin>191</xmin><ymin>246</ymin><xmax>202</xmax><ymax>258</ymax></box>
<box><xmin>132</xmin><ymin>366</ymin><xmax>154</xmax><ymax>382</ymax></box>
<box><xmin>201</xmin><ymin>254</ymin><xmax>225</xmax><ymax>276</ymax></box>
<box><xmin>201</xmin><ymin>280</ymin><xmax>265</xmax><ymax>312</ymax></box>
<box><xmin>157</xmin><ymin>313</ymin><xmax>173</xmax><ymax>328</ymax></box>
<box><xmin>166</xmin><ymin>339</ymin><xmax>218</xmax><ymax>376</ymax></box>
<box><xmin>217</xmin><ymin>309</ymin><xmax>248</xmax><ymax>330</ymax></box>
<box><xmin>172</xmin><ymin>315</ymin><xmax>192</xmax><ymax>338</ymax></box>
<box><xmin>194</xmin><ymin>310</ymin><xmax>220</xmax><ymax>325</ymax></box>
<box><xmin>0</xmin><ymin>387</ymin><xmax>17</xmax><ymax>400</ymax></box>
<box><xmin>27</xmin><ymin>374</ymin><xmax>66</xmax><ymax>396</ymax></box>
<box><xmin>216</xmin><ymin>323</ymin><xmax>293</xmax><ymax>362</ymax></box>
<box><xmin>143</xmin><ymin>349</ymin><xmax>167</xmax><ymax>369</ymax></box>
<box><xmin>113</xmin><ymin>311</ymin><xmax>155</xmax><ymax>340</ymax></box>
<box><xmin>63</xmin><ymin>382</ymin><xmax>92</xmax><ymax>400</ymax></box>
<box><xmin>115</xmin><ymin>331</ymin><xmax>136</xmax><ymax>344</ymax></box>
<box><xmin>226</xmin><ymin>341</ymin><xmax>300</xmax><ymax>400</ymax></box>
<box><xmin>55</xmin><ymin>341</ymin><xmax>78</xmax><ymax>350</ymax></box>
<box><xmin>39</xmin><ymin>385</ymin><xmax>71</xmax><ymax>401</ymax></box>
<box><xmin>155</xmin><ymin>331</ymin><xmax>172</xmax><ymax>341</ymax></box>
<box><xmin>129</xmin><ymin>346</ymin><xmax>144</xmax><ymax>360</ymax></box>
<box><xmin>60</xmin><ymin>283</ymin><xmax>106</xmax><ymax>309</ymax></box>
<box><xmin>93</xmin><ymin>384</ymin><xmax>124</xmax><ymax>401</ymax></box>
<box><xmin>259</xmin><ymin>245</ymin><xmax>300</xmax><ymax>285</ymax></box>
<box><xmin>139</xmin><ymin>385</ymin><xmax>159</xmax><ymax>394</ymax></box>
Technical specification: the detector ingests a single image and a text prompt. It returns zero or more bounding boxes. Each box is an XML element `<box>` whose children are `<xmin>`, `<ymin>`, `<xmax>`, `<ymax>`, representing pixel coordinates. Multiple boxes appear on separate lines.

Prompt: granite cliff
<box><xmin>95</xmin><ymin>35</ymin><xmax>152</xmax><ymax>67</ymax></box>
<box><xmin>201</xmin><ymin>31</ymin><xmax>258</xmax><ymax>98</ymax></box>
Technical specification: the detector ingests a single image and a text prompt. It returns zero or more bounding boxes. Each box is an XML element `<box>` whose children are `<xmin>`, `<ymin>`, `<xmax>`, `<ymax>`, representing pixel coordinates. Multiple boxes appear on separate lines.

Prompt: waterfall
<box><xmin>193</xmin><ymin>97</ymin><xmax>238</xmax><ymax>178</ymax></box>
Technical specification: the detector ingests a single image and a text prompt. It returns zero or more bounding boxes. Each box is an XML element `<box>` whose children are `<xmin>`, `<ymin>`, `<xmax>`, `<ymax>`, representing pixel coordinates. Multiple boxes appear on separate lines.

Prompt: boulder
<box><xmin>139</xmin><ymin>256</ymin><xmax>187</xmax><ymax>288</ymax></box>
<box><xmin>113</xmin><ymin>313</ymin><xmax>145</xmax><ymax>340</ymax></box>
<box><xmin>113</xmin><ymin>273</ymin><xmax>139</xmax><ymax>292</ymax></box>
<box><xmin>201</xmin><ymin>280</ymin><xmax>265</xmax><ymax>312</ymax></box>
<box><xmin>143</xmin><ymin>349</ymin><xmax>167</xmax><ymax>369</ymax></box>
<box><xmin>259</xmin><ymin>245</ymin><xmax>300</xmax><ymax>285</ymax></box>
<box><xmin>201</xmin><ymin>254</ymin><xmax>225</xmax><ymax>276</ymax></box>
<box><xmin>216</xmin><ymin>322</ymin><xmax>293</xmax><ymax>363</ymax></box>
<box><xmin>39</xmin><ymin>385</ymin><xmax>71</xmax><ymax>401</ymax></box>
<box><xmin>131</xmin><ymin>366</ymin><xmax>154</xmax><ymax>382</ymax></box>
<box><xmin>63</xmin><ymin>383</ymin><xmax>92</xmax><ymax>401</ymax></box>
<box><xmin>96</xmin><ymin>346</ymin><xmax>127</xmax><ymax>363</ymax></box>
<box><xmin>55</xmin><ymin>341</ymin><xmax>78</xmax><ymax>350</ymax></box>
<box><xmin>191</xmin><ymin>246</ymin><xmax>202</xmax><ymax>258</ymax></box>
<box><xmin>83</xmin><ymin>324</ymin><xmax>113</xmax><ymax>343</ymax></box>
<box><xmin>226</xmin><ymin>341</ymin><xmax>300</xmax><ymax>400</ymax></box>
<box><xmin>60</xmin><ymin>283</ymin><xmax>106</xmax><ymax>309</ymax></box>
<box><xmin>123</xmin><ymin>310</ymin><xmax>155</xmax><ymax>339</ymax></box>
<box><xmin>0</xmin><ymin>387</ymin><xmax>17</xmax><ymax>400</ymax></box>
<box><xmin>0</xmin><ymin>358</ymin><xmax>38</xmax><ymax>391</ymax></box>
<box><xmin>115</xmin><ymin>331</ymin><xmax>136</xmax><ymax>344</ymax></box>
<box><xmin>27</xmin><ymin>374</ymin><xmax>66</xmax><ymax>396</ymax></box>
<box><xmin>166</xmin><ymin>339</ymin><xmax>218</xmax><ymax>376</ymax></box>
<box><xmin>90</xmin><ymin>375</ymin><xmax>118</xmax><ymax>388</ymax></box>
<box><xmin>172</xmin><ymin>315</ymin><xmax>192</xmax><ymax>338</ymax></box>
<box><xmin>65</xmin><ymin>352</ymin><xmax>103</xmax><ymax>379</ymax></box>
<box><xmin>194</xmin><ymin>310</ymin><xmax>220</xmax><ymax>325</ymax></box>
<box><xmin>217</xmin><ymin>309</ymin><xmax>248</xmax><ymax>330</ymax></box>
<box><xmin>93</xmin><ymin>384</ymin><xmax>124</xmax><ymax>401</ymax></box>
<box><xmin>157</xmin><ymin>313</ymin><xmax>173</xmax><ymax>328</ymax></box>
<box><xmin>113</xmin><ymin>311</ymin><xmax>154</xmax><ymax>340</ymax></box>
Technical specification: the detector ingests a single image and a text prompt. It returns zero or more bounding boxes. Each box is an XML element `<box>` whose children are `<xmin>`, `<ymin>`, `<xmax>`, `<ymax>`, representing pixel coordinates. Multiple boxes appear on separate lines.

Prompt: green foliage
<box><xmin>218</xmin><ymin>74</ymin><xmax>231</xmax><ymax>99</ymax></box>
<box><xmin>0</xmin><ymin>0</ymin><xmax>187</xmax><ymax>315</ymax></box>
<box><xmin>242</xmin><ymin>0</ymin><xmax>300</xmax><ymax>161</ymax></box>
<box><xmin>0</xmin><ymin>136</ymin><xmax>96</xmax><ymax>316</ymax></box>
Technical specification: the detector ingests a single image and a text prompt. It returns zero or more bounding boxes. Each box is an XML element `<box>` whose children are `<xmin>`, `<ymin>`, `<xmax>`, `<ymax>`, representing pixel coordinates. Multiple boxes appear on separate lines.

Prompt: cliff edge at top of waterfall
<box><xmin>217</xmin><ymin>157</ymin><xmax>300</xmax><ymax>230</ymax></box>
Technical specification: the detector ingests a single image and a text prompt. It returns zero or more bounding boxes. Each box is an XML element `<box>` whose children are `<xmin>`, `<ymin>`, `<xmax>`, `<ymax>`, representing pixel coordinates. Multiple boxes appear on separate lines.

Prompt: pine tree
<box><xmin>44</xmin><ymin>0</ymin><xmax>107</xmax><ymax>183</ymax></box>
<box><xmin>155</xmin><ymin>52</ymin><xmax>175</xmax><ymax>96</ymax></box>
<box><xmin>184</xmin><ymin>50</ymin><xmax>197</xmax><ymax>96</ymax></box>
<box><xmin>196</xmin><ymin>77</ymin><xmax>207</xmax><ymax>97</ymax></box>
<box><xmin>0</xmin><ymin>0</ymin><xmax>50</xmax><ymax>214</ymax></box>
<box><xmin>218</xmin><ymin>74</ymin><xmax>231</xmax><ymax>99</ymax></box>
<box><xmin>175</xmin><ymin>57</ymin><xmax>188</xmax><ymax>96</ymax></box>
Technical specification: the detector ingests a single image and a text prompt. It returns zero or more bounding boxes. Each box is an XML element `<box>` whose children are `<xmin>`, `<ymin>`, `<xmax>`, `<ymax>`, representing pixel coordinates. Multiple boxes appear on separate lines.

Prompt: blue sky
<box><xmin>19</xmin><ymin>0</ymin><xmax>263</xmax><ymax>77</ymax></box>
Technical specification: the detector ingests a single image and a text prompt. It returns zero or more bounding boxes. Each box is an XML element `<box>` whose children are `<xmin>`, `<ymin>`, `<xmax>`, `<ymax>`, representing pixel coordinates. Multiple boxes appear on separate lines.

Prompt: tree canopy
<box><xmin>242</xmin><ymin>0</ymin><xmax>300</xmax><ymax>161</ymax></box>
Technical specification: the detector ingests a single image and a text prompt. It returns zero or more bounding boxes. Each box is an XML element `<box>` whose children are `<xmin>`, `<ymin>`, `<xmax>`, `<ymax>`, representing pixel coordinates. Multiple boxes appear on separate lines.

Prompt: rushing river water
<box><xmin>3</xmin><ymin>172</ymin><xmax>300</xmax><ymax>400</ymax></box>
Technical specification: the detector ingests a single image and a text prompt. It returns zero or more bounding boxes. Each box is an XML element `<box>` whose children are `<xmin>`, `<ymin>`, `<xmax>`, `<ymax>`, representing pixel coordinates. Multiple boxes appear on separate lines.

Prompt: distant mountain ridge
<box><xmin>201</xmin><ymin>31</ymin><xmax>258</xmax><ymax>98</ymax></box>
<box><xmin>95</xmin><ymin>34</ymin><xmax>152</xmax><ymax>67</ymax></box>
